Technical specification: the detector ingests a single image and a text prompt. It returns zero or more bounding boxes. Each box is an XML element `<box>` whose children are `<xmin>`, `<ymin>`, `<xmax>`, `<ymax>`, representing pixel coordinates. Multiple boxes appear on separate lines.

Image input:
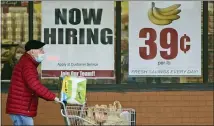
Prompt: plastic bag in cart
<box><xmin>60</xmin><ymin>75</ymin><xmax>87</xmax><ymax>105</ymax></box>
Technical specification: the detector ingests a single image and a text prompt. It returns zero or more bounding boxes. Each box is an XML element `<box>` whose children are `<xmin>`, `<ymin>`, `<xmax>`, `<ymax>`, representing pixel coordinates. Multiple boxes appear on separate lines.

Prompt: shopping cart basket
<box><xmin>57</xmin><ymin>101</ymin><xmax>136</xmax><ymax>126</ymax></box>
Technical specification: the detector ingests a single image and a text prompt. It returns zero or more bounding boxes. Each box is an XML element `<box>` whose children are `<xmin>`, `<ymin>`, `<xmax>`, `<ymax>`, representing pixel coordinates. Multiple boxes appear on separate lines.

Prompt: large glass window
<box><xmin>120</xmin><ymin>1</ymin><xmax>213</xmax><ymax>84</ymax></box>
<box><xmin>1</xmin><ymin>1</ymin><xmax>213</xmax><ymax>85</ymax></box>
<box><xmin>1</xmin><ymin>1</ymin><xmax>28</xmax><ymax>80</ymax></box>
<box><xmin>33</xmin><ymin>1</ymin><xmax>116</xmax><ymax>84</ymax></box>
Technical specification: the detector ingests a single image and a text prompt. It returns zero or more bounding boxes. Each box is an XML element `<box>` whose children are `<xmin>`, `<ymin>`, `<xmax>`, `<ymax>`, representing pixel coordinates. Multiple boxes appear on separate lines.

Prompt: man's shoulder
<box><xmin>19</xmin><ymin>54</ymin><xmax>33</xmax><ymax>65</ymax></box>
<box><xmin>15</xmin><ymin>58</ymin><xmax>34</xmax><ymax>71</ymax></box>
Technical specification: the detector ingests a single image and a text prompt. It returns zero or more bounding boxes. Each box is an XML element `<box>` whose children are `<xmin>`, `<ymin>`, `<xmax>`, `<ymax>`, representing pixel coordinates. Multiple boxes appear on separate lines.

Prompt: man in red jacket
<box><xmin>6</xmin><ymin>40</ymin><xmax>60</xmax><ymax>126</ymax></box>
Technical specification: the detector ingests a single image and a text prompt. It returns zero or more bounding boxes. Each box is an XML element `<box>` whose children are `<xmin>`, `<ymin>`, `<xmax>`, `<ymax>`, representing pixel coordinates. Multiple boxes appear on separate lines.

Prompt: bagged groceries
<box><xmin>83</xmin><ymin>101</ymin><xmax>130</xmax><ymax>125</ymax></box>
<box><xmin>60</xmin><ymin>76</ymin><xmax>87</xmax><ymax>105</ymax></box>
<box><xmin>103</xmin><ymin>101</ymin><xmax>130</xmax><ymax>125</ymax></box>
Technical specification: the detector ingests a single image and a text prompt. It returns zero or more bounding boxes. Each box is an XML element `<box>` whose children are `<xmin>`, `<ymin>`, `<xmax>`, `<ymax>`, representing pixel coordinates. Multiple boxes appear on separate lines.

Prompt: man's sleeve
<box><xmin>22</xmin><ymin>65</ymin><xmax>56</xmax><ymax>101</ymax></box>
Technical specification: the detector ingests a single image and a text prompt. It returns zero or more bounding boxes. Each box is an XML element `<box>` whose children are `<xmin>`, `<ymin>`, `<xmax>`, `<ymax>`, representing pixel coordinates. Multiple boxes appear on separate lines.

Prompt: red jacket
<box><xmin>6</xmin><ymin>53</ymin><xmax>56</xmax><ymax>117</ymax></box>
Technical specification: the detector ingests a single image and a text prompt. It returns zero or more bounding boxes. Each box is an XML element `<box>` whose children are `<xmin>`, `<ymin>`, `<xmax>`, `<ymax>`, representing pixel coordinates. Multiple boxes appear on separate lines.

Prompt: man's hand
<box><xmin>54</xmin><ymin>97</ymin><xmax>60</xmax><ymax>103</ymax></box>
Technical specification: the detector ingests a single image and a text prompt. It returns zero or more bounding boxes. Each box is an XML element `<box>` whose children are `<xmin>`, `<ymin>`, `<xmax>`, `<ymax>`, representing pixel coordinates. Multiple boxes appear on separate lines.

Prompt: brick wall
<box><xmin>1</xmin><ymin>91</ymin><xmax>213</xmax><ymax>125</ymax></box>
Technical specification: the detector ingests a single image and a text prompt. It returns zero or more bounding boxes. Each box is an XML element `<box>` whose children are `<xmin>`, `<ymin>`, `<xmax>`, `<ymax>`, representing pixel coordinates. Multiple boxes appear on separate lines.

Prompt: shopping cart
<box><xmin>57</xmin><ymin>100</ymin><xmax>136</xmax><ymax>126</ymax></box>
<box><xmin>57</xmin><ymin>77</ymin><xmax>136</xmax><ymax>126</ymax></box>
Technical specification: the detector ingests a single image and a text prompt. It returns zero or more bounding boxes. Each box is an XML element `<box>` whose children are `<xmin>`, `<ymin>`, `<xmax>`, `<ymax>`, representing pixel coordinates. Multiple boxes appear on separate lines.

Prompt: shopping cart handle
<box><xmin>56</xmin><ymin>100</ymin><xmax>67</xmax><ymax>110</ymax></box>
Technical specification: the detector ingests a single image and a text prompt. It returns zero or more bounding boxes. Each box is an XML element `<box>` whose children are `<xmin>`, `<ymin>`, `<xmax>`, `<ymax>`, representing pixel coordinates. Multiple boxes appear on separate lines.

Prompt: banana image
<box><xmin>148</xmin><ymin>9</ymin><xmax>172</xmax><ymax>25</ymax></box>
<box><xmin>148</xmin><ymin>2</ymin><xmax>181</xmax><ymax>26</ymax></box>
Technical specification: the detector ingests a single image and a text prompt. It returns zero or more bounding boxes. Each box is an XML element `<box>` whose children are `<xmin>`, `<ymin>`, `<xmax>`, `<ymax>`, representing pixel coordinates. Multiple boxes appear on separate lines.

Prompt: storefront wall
<box><xmin>1</xmin><ymin>91</ymin><xmax>213</xmax><ymax>125</ymax></box>
<box><xmin>1</xmin><ymin>1</ymin><xmax>213</xmax><ymax>125</ymax></box>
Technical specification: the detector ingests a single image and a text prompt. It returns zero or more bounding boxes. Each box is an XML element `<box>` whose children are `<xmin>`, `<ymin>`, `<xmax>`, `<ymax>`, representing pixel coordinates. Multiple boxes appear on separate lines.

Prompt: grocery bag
<box><xmin>60</xmin><ymin>75</ymin><xmax>87</xmax><ymax>105</ymax></box>
<box><xmin>103</xmin><ymin>101</ymin><xmax>129</xmax><ymax>125</ymax></box>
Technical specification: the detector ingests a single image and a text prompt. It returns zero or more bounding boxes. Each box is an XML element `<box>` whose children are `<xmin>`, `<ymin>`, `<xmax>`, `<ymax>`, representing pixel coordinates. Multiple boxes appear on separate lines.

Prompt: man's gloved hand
<box><xmin>54</xmin><ymin>97</ymin><xmax>60</xmax><ymax>103</ymax></box>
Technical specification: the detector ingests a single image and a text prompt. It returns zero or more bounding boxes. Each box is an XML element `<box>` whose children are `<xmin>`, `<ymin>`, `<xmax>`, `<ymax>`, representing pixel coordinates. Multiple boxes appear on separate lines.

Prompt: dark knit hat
<box><xmin>25</xmin><ymin>40</ymin><xmax>46</xmax><ymax>51</ymax></box>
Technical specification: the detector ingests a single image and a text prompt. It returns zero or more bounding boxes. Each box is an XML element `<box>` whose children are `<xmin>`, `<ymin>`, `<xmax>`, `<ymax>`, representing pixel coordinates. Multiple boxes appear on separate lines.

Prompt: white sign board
<box><xmin>41</xmin><ymin>1</ymin><xmax>114</xmax><ymax>79</ymax></box>
<box><xmin>129</xmin><ymin>1</ymin><xmax>201</xmax><ymax>77</ymax></box>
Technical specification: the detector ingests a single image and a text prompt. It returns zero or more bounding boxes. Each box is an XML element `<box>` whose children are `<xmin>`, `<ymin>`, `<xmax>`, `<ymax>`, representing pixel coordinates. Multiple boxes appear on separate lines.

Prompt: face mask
<box><xmin>15</xmin><ymin>54</ymin><xmax>22</xmax><ymax>60</ymax></box>
<box><xmin>35</xmin><ymin>54</ymin><xmax>45</xmax><ymax>63</ymax></box>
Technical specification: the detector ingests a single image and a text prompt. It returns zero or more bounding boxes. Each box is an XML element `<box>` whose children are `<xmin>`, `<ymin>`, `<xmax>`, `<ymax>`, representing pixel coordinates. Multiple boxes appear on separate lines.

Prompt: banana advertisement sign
<box><xmin>129</xmin><ymin>1</ymin><xmax>201</xmax><ymax>76</ymax></box>
<box><xmin>60</xmin><ymin>76</ymin><xmax>87</xmax><ymax>105</ymax></box>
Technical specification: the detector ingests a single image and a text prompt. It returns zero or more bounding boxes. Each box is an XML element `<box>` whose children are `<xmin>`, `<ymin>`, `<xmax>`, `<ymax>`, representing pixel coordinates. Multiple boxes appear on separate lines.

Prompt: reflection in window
<box><xmin>1</xmin><ymin>1</ymin><xmax>28</xmax><ymax>80</ymax></box>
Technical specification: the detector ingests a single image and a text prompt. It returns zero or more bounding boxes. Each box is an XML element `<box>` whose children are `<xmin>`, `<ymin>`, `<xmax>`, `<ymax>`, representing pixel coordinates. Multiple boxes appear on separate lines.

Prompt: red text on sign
<box><xmin>139</xmin><ymin>28</ymin><xmax>191</xmax><ymax>60</ymax></box>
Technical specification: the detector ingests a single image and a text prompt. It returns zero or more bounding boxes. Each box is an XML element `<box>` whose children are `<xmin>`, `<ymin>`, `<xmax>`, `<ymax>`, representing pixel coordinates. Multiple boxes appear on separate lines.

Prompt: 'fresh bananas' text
<box><xmin>43</xmin><ymin>8</ymin><xmax>113</xmax><ymax>45</ymax></box>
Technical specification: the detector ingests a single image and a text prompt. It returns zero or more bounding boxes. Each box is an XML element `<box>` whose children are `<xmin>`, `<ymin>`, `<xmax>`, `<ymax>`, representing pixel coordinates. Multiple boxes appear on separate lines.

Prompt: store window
<box><xmin>121</xmin><ymin>1</ymin><xmax>213</xmax><ymax>84</ymax></box>
<box><xmin>1</xmin><ymin>1</ymin><xmax>28</xmax><ymax>80</ymax></box>
<box><xmin>1</xmin><ymin>1</ymin><xmax>213</xmax><ymax>85</ymax></box>
<box><xmin>33</xmin><ymin>1</ymin><xmax>116</xmax><ymax>84</ymax></box>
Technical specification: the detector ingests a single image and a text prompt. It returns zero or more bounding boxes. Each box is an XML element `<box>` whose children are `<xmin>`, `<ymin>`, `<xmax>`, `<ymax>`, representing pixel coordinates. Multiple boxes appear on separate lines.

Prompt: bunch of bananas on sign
<box><xmin>148</xmin><ymin>2</ymin><xmax>181</xmax><ymax>25</ymax></box>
